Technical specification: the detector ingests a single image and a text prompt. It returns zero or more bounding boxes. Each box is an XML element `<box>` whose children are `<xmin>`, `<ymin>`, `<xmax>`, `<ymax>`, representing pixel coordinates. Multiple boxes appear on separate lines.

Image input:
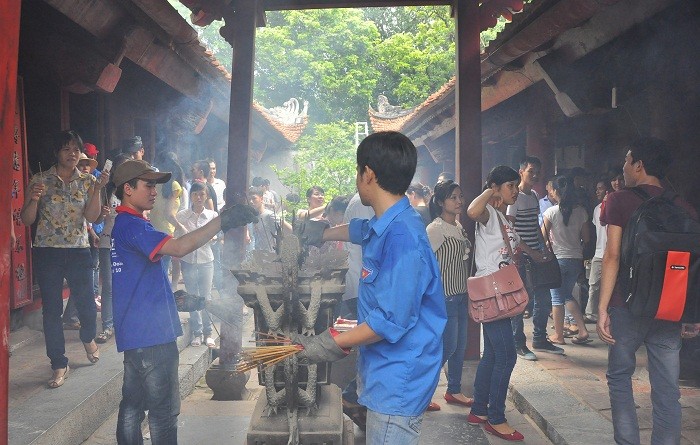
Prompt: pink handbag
<box><xmin>467</xmin><ymin>212</ymin><xmax>529</xmax><ymax>323</ymax></box>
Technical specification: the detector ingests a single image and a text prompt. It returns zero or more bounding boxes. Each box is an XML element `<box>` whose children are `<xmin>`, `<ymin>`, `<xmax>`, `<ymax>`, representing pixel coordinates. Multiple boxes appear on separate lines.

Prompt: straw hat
<box><xmin>78</xmin><ymin>152</ymin><xmax>98</xmax><ymax>172</ymax></box>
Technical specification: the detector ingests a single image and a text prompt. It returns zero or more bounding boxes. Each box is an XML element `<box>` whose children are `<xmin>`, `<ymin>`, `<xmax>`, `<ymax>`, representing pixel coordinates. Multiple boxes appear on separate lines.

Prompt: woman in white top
<box><xmin>176</xmin><ymin>182</ymin><xmax>218</xmax><ymax>347</ymax></box>
<box><xmin>466</xmin><ymin>166</ymin><xmax>546</xmax><ymax>441</ymax></box>
<box><xmin>542</xmin><ymin>175</ymin><xmax>591</xmax><ymax>345</ymax></box>
<box><xmin>426</xmin><ymin>181</ymin><xmax>473</xmax><ymax>409</ymax></box>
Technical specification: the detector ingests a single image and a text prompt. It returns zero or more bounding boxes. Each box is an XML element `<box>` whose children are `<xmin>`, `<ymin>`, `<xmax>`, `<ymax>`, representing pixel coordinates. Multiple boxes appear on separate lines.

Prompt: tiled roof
<box><xmin>253</xmin><ymin>103</ymin><xmax>309</xmax><ymax>143</ymax></box>
<box><xmin>369</xmin><ymin>77</ymin><xmax>456</xmax><ymax>134</ymax></box>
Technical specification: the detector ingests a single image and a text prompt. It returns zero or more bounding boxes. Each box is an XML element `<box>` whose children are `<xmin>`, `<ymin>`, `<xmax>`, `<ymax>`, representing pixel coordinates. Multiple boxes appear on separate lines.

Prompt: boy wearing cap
<box><xmin>110</xmin><ymin>160</ymin><xmax>258</xmax><ymax>444</ymax></box>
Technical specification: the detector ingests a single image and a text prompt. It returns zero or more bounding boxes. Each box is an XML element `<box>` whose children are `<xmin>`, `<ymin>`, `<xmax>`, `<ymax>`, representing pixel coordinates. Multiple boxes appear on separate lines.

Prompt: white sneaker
<box><xmin>205</xmin><ymin>337</ymin><xmax>215</xmax><ymax>348</ymax></box>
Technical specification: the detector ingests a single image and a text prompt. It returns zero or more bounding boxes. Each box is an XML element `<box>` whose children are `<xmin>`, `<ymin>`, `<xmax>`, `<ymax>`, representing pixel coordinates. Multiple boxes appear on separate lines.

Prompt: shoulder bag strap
<box><xmin>494</xmin><ymin>210</ymin><xmax>517</xmax><ymax>263</ymax></box>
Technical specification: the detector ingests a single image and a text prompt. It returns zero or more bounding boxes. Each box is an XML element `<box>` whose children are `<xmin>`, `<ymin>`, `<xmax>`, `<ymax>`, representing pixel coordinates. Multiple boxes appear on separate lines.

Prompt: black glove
<box><xmin>291</xmin><ymin>329</ymin><xmax>349</xmax><ymax>364</ymax></box>
<box><xmin>220</xmin><ymin>204</ymin><xmax>259</xmax><ymax>232</ymax></box>
<box><xmin>174</xmin><ymin>290</ymin><xmax>205</xmax><ymax>312</ymax></box>
<box><xmin>295</xmin><ymin>218</ymin><xmax>330</xmax><ymax>248</ymax></box>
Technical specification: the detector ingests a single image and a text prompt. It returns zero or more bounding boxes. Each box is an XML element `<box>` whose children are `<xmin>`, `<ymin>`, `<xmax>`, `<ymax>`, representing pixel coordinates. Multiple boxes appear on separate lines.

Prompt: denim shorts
<box><xmin>550</xmin><ymin>258</ymin><xmax>583</xmax><ymax>306</ymax></box>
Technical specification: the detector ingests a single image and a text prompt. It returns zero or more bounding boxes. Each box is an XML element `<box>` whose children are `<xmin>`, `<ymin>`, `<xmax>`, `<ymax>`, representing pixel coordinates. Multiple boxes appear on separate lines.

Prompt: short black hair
<box><xmin>115</xmin><ymin>178</ymin><xmax>139</xmax><ymax>201</ymax></box>
<box><xmin>193</xmin><ymin>160</ymin><xmax>210</xmax><ymax>178</ymax></box>
<box><xmin>52</xmin><ymin>130</ymin><xmax>84</xmax><ymax>156</ymax></box>
<box><xmin>519</xmin><ymin>156</ymin><xmax>541</xmax><ymax>170</ymax></box>
<box><xmin>627</xmin><ymin>137</ymin><xmax>672</xmax><ymax>179</ymax></box>
<box><xmin>190</xmin><ymin>181</ymin><xmax>208</xmax><ymax>195</ymax></box>
<box><xmin>484</xmin><ymin>165</ymin><xmax>520</xmax><ymax>190</ymax></box>
<box><xmin>248</xmin><ymin>185</ymin><xmax>265</xmax><ymax>198</ymax></box>
<box><xmin>357</xmin><ymin>131</ymin><xmax>416</xmax><ymax>195</ymax></box>
<box><xmin>251</xmin><ymin>176</ymin><xmax>265</xmax><ymax>187</ymax></box>
<box><xmin>406</xmin><ymin>182</ymin><xmax>428</xmax><ymax>198</ymax></box>
<box><xmin>327</xmin><ymin>195</ymin><xmax>350</xmax><ymax>214</ymax></box>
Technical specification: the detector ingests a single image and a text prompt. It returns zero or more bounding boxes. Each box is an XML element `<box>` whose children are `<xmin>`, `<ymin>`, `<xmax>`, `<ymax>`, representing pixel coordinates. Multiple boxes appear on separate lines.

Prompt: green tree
<box><xmin>272</xmin><ymin>122</ymin><xmax>357</xmax><ymax>216</ymax></box>
<box><xmin>254</xmin><ymin>9</ymin><xmax>381</xmax><ymax>124</ymax></box>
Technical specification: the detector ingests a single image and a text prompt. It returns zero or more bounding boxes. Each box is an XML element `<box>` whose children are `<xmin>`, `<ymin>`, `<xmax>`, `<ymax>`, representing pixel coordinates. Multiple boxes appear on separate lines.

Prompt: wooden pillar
<box><xmin>219</xmin><ymin>1</ymin><xmax>258</xmax><ymax>367</ymax></box>
<box><xmin>0</xmin><ymin>1</ymin><xmax>22</xmax><ymax>442</ymax></box>
<box><xmin>455</xmin><ymin>0</ymin><xmax>482</xmax><ymax>360</ymax></box>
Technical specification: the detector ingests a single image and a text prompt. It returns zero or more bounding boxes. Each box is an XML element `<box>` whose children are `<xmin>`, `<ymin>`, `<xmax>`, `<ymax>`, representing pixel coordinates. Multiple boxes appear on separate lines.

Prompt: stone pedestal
<box><xmin>246</xmin><ymin>384</ymin><xmax>352</xmax><ymax>445</ymax></box>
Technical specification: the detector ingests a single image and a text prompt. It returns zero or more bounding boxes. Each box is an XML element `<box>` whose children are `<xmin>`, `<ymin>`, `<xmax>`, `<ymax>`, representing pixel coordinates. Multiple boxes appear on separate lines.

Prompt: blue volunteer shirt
<box><xmin>111</xmin><ymin>206</ymin><xmax>183</xmax><ymax>352</ymax></box>
<box><xmin>349</xmin><ymin>196</ymin><xmax>447</xmax><ymax>416</ymax></box>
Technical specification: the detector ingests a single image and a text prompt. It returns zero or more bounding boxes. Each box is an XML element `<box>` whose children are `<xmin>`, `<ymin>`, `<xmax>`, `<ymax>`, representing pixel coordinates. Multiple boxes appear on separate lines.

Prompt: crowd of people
<box><xmin>19</xmin><ymin>128</ymin><xmax>699</xmax><ymax>444</ymax></box>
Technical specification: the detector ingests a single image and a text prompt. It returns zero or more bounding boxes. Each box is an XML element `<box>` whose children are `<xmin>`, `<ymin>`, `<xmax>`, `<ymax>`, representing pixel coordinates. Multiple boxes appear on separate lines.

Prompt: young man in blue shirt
<box><xmin>110</xmin><ymin>160</ymin><xmax>257</xmax><ymax>444</ymax></box>
<box><xmin>295</xmin><ymin>131</ymin><xmax>447</xmax><ymax>444</ymax></box>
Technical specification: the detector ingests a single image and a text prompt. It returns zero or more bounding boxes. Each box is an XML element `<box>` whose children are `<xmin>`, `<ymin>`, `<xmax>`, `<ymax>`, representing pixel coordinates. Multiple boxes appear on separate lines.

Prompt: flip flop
<box><xmin>571</xmin><ymin>336</ymin><xmax>593</xmax><ymax>345</ymax></box>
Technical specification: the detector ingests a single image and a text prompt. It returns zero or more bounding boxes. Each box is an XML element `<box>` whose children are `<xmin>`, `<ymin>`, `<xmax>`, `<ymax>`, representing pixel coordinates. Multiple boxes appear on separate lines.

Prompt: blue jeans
<box><xmin>443</xmin><ymin>294</ymin><xmax>468</xmax><ymax>394</ymax></box>
<box><xmin>607</xmin><ymin>307</ymin><xmax>681</xmax><ymax>445</ymax></box>
<box><xmin>472</xmin><ymin>317</ymin><xmax>517</xmax><ymax>425</ymax></box>
<box><xmin>211</xmin><ymin>239</ymin><xmax>223</xmax><ymax>291</ymax></box>
<box><xmin>366</xmin><ymin>409</ymin><xmax>422</xmax><ymax>445</ymax></box>
<box><xmin>34</xmin><ymin>247</ymin><xmax>96</xmax><ymax>369</ymax></box>
<box><xmin>550</xmin><ymin>258</ymin><xmax>583</xmax><ymax>306</ymax></box>
<box><xmin>513</xmin><ymin>263</ymin><xmax>552</xmax><ymax>346</ymax></box>
<box><xmin>98</xmin><ymin>248</ymin><xmax>113</xmax><ymax>331</ymax></box>
<box><xmin>181</xmin><ymin>261</ymin><xmax>213</xmax><ymax>337</ymax></box>
<box><xmin>117</xmin><ymin>342</ymin><xmax>180</xmax><ymax>445</ymax></box>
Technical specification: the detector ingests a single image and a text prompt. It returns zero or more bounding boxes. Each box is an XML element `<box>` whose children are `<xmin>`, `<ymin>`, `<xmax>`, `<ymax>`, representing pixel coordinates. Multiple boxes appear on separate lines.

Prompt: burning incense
<box><xmin>236</xmin><ymin>332</ymin><xmax>302</xmax><ymax>373</ymax></box>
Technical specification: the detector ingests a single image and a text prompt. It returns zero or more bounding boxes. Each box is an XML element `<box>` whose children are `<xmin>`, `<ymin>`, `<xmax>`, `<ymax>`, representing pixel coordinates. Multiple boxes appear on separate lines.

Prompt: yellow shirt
<box><xmin>149</xmin><ymin>181</ymin><xmax>182</xmax><ymax>235</ymax></box>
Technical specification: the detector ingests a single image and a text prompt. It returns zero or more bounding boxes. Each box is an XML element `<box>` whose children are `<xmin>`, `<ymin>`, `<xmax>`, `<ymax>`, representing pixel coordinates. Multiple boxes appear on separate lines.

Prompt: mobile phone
<box><xmin>103</xmin><ymin>159</ymin><xmax>113</xmax><ymax>173</ymax></box>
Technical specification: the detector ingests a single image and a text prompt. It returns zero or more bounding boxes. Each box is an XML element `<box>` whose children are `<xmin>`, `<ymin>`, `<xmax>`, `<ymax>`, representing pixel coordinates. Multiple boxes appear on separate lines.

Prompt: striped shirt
<box><xmin>507</xmin><ymin>190</ymin><xmax>541</xmax><ymax>250</ymax></box>
<box><xmin>427</xmin><ymin>217</ymin><xmax>471</xmax><ymax>296</ymax></box>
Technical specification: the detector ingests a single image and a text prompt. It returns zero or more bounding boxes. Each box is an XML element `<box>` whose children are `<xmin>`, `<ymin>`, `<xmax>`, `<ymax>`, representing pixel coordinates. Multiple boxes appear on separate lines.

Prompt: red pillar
<box><xmin>0</xmin><ymin>1</ymin><xmax>22</xmax><ymax>442</ymax></box>
<box><xmin>455</xmin><ymin>0</ymin><xmax>482</xmax><ymax>360</ymax></box>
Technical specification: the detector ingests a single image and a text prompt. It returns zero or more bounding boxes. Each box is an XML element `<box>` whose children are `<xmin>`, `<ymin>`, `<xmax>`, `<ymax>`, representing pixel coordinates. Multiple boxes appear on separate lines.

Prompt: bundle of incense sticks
<box><xmin>235</xmin><ymin>331</ymin><xmax>302</xmax><ymax>373</ymax></box>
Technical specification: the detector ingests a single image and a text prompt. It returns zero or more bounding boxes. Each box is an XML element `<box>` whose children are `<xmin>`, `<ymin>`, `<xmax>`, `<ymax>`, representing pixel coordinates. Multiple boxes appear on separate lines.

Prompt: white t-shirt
<box><xmin>592</xmin><ymin>203</ymin><xmax>606</xmax><ymax>258</ymax></box>
<box><xmin>543</xmin><ymin>205</ymin><xmax>588</xmax><ymax>259</ymax></box>
<box><xmin>209</xmin><ymin>178</ymin><xmax>226</xmax><ymax>211</ymax></box>
<box><xmin>474</xmin><ymin>205</ymin><xmax>520</xmax><ymax>277</ymax></box>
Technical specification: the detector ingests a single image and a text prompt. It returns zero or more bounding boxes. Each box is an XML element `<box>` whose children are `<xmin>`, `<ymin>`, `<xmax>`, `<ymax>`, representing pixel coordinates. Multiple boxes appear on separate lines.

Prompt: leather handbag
<box><xmin>467</xmin><ymin>212</ymin><xmax>529</xmax><ymax>323</ymax></box>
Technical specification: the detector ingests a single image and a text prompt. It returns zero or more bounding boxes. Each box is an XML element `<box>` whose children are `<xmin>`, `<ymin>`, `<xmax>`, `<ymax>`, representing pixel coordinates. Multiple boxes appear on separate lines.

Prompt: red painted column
<box><xmin>455</xmin><ymin>0</ymin><xmax>483</xmax><ymax>360</ymax></box>
<box><xmin>0</xmin><ymin>1</ymin><xmax>22</xmax><ymax>442</ymax></box>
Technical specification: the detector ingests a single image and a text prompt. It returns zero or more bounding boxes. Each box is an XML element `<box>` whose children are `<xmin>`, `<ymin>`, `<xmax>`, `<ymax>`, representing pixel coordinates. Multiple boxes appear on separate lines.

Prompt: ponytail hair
<box><xmin>429</xmin><ymin>180</ymin><xmax>460</xmax><ymax>220</ymax></box>
<box><xmin>552</xmin><ymin>175</ymin><xmax>575</xmax><ymax>225</ymax></box>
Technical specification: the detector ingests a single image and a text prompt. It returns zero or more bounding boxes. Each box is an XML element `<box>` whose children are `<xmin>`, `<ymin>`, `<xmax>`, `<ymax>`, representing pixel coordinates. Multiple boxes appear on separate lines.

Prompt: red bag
<box><xmin>467</xmin><ymin>211</ymin><xmax>529</xmax><ymax>323</ymax></box>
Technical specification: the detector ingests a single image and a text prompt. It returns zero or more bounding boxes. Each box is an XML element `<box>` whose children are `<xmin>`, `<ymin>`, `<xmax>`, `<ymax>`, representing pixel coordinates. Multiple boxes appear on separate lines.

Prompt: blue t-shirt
<box><xmin>349</xmin><ymin>196</ymin><xmax>447</xmax><ymax>416</ymax></box>
<box><xmin>111</xmin><ymin>206</ymin><xmax>183</xmax><ymax>352</ymax></box>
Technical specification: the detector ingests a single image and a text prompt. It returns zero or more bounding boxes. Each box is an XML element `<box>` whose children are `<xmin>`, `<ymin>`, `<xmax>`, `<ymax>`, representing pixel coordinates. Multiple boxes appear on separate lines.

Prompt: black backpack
<box><xmin>620</xmin><ymin>187</ymin><xmax>700</xmax><ymax>322</ymax></box>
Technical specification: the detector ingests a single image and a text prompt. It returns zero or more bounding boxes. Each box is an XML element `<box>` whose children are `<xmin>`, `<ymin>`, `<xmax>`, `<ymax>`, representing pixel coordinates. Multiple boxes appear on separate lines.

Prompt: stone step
<box><xmin>8</xmin><ymin>316</ymin><xmax>216</xmax><ymax>445</ymax></box>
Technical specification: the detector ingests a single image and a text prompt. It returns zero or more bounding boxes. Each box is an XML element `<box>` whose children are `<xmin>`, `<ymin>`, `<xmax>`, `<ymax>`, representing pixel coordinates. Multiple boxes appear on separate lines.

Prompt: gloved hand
<box><xmin>291</xmin><ymin>329</ymin><xmax>349</xmax><ymax>364</ymax></box>
<box><xmin>220</xmin><ymin>204</ymin><xmax>259</xmax><ymax>232</ymax></box>
<box><xmin>173</xmin><ymin>290</ymin><xmax>205</xmax><ymax>312</ymax></box>
<box><xmin>294</xmin><ymin>218</ymin><xmax>330</xmax><ymax>248</ymax></box>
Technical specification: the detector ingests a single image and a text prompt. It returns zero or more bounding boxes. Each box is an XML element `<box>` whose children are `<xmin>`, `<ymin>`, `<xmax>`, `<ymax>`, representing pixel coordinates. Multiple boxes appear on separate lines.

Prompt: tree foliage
<box><xmin>168</xmin><ymin>2</ymin><xmax>507</xmax><ymax>196</ymax></box>
<box><xmin>272</xmin><ymin>122</ymin><xmax>357</xmax><ymax>215</ymax></box>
